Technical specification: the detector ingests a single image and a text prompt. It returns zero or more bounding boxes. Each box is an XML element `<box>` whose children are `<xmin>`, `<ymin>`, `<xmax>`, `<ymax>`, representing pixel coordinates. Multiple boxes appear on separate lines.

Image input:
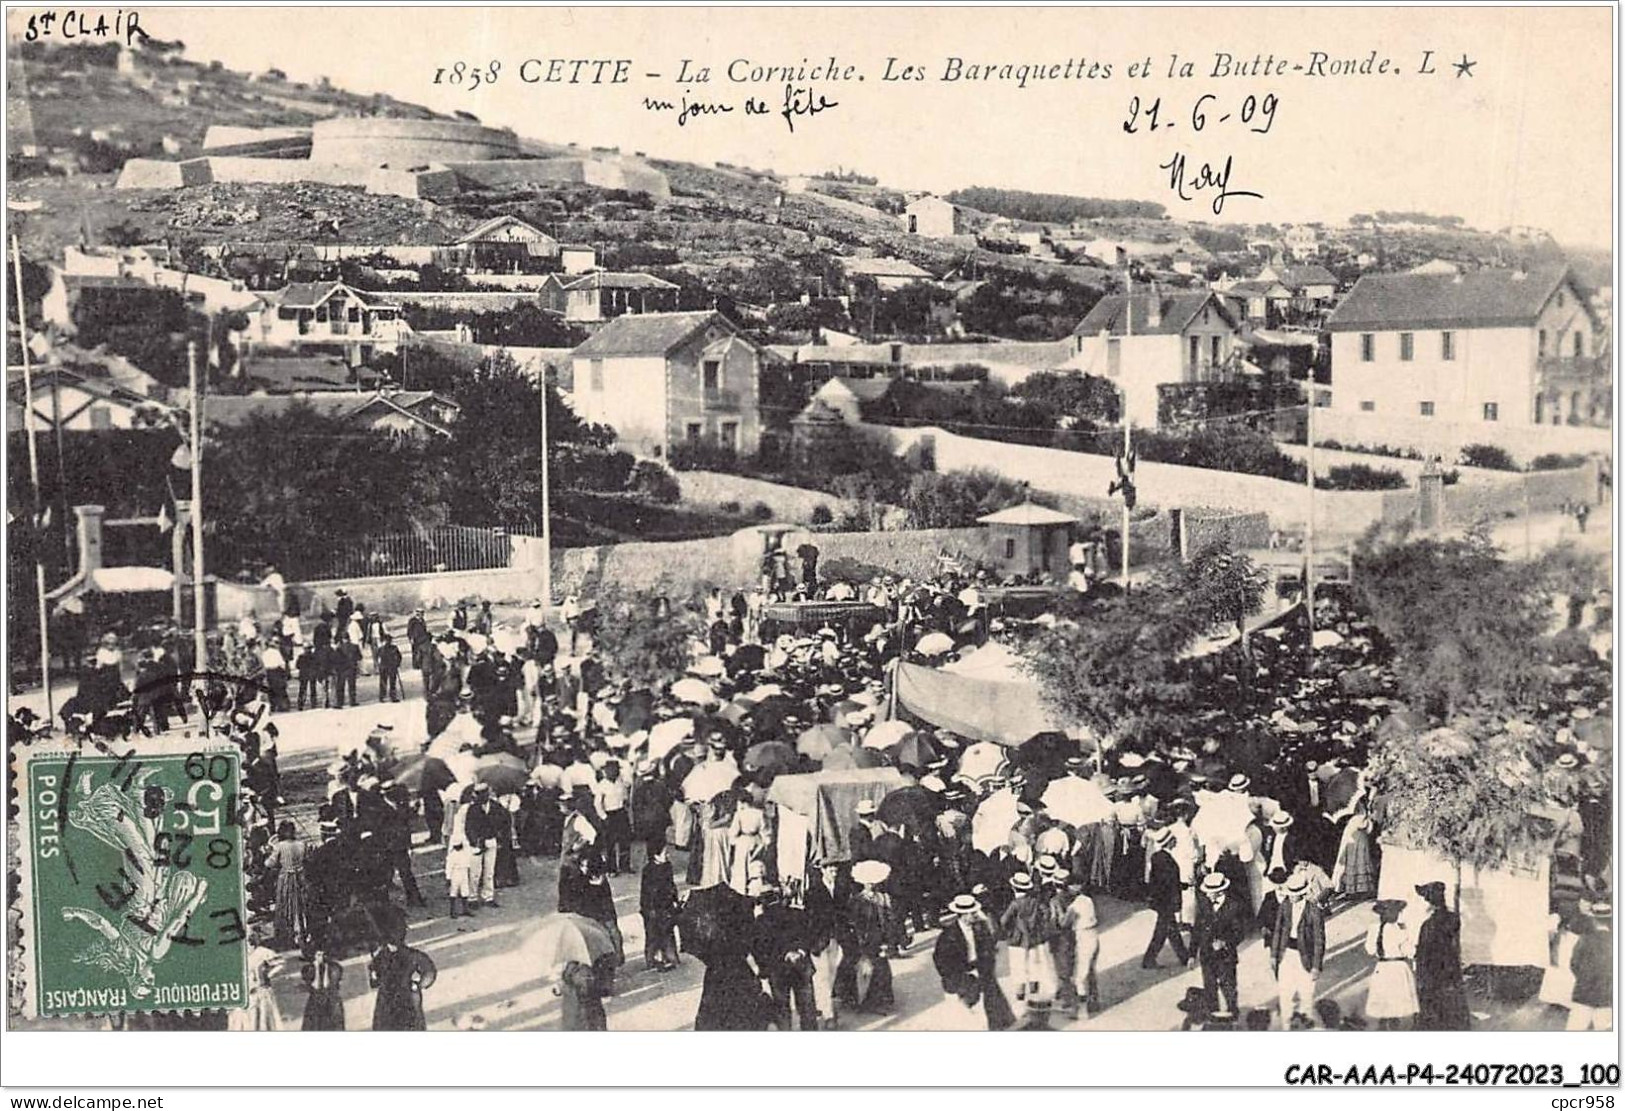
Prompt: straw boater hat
<box><xmin>1268</xmin><ymin>812</ymin><xmax>1295</xmax><ymax>829</ymax></box>
<box><xmin>1201</xmin><ymin>874</ymin><xmax>1231</xmax><ymax>895</ymax></box>
<box><xmin>1009</xmin><ymin>872</ymin><xmax>1034</xmax><ymax>893</ymax></box>
<box><xmin>856</xmin><ymin>799</ymin><xmax>878</xmax><ymax>816</ymax></box>
<box><xmin>1556</xmin><ymin>753</ymin><xmax>1581</xmax><ymax>770</ymax></box>
<box><xmin>1284</xmin><ymin>872</ymin><xmax>1310</xmax><ymax>897</ymax></box>
<box><xmin>1228</xmin><ymin>774</ymin><xmax>1251</xmax><ymax>792</ymax></box>
<box><xmin>851</xmin><ymin>859</ymin><xmax>891</xmax><ymax>887</ymax></box>
<box><xmin>1149</xmin><ymin>825</ymin><xmax>1176</xmax><ymax>849</ymax></box>
<box><xmin>950</xmin><ymin>894</ymin><xmax>982</xmax><ymax>916</ymax></box>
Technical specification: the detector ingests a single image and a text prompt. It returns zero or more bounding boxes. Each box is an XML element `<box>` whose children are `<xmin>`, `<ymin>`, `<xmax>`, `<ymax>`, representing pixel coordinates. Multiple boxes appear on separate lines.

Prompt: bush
<box><xmin>628</xmin><ymin>460</ymin><xmax>680</xmax><ymax>505</ymax></box>
<box><xmin>1317</xmin><ymin>463</ymin><xmax>1409</xmax><ymax>491</ymax></box>
<box><xmin>810</xmin><ymin>503</ymin><xmax>834</xmax><ymax>526</ymax></box>
<box><xmin>719</xmin><ymin>500</ymin><xmax>741</xmax><ymax>514</ymax></box>
<box><xmin>1529</xmin><ymin>452</ymin><xmax>1589</xmax><ymax>472</ymax></box>
<box><xmin>750</xmin><ymin>502</ymin><xmax>774</xmax><ymax>521</ymax></box>
<box><xmin>1459</xmin><ymin>443</ymin><xmax>1518</xmax><ymax>471</ymax></box>
<box><xmin>667</xmin><ymin>440</ymin><xmax>743</xmax><ymax>474</ymax></box>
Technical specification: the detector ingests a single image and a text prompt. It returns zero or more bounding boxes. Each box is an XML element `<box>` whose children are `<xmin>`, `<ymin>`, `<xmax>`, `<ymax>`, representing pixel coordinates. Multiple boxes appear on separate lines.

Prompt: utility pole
<box><xmin>539</xmin><ymin>365</ymin><xmax>553</xmax><ymax>612</ymax></box>
<box><xmin>188</xmin><ymin>341</ymin><xmax>207</xmax><ymax>676</ymax></box>
<box><xmin>1120</xmin><ymin>253</ymin><xmax>1133</xmax><ymax>589</ymax></box>
<box><xmin>1304</xmin><ymin>385</ymin><xmax>1317</xmax><ymax>665</ymax></box>
<box><xmin>14</xmin><ymin>232</ymin><xmax>52</xmax><ymax>726</ymax></box>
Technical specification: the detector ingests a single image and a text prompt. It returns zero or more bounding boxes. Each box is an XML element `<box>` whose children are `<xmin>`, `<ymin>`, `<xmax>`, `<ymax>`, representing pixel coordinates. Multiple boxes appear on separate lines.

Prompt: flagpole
<box><xmin>188</xmin><ymin>341</ymin><xmax>208</xmax><ymax>676</ymax></box>
<box><xmin>13</xmin><ymin>232</ymin><xmax>52</xmax><ymax>726</ymax></box>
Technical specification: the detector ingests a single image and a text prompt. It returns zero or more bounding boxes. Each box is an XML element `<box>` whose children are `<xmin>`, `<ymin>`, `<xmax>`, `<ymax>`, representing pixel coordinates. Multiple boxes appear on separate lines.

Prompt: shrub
<box><xmin>628</xmin><ymin>460</ymin><xmax>680</xmax><ymax>505</ymax></box>
<box><xmin>750</xmin><ymin>501</ymin><xmax>774</xmax><ymax>521</ymax></box>
<box><xmin>667</xmin><ymin>440</ymin><xmax>743</xmax><ymax>474</ymax></box>
<box><xmin>1459</xmin><ymin>443</ymin><xmax>1518</xmax><ymax>471</ymax></box>
<box><xmin>810</xmin><ymin>503</ymin><xmax>834</xmax><ymax>526</ymax></box>
<box><xmin>1318</xmin><ymin>464</ymin><xmax>1409</xmax><ymax>491</ymax></box>
<box><xmin>1529</xmin><ymin>452</ymin><xmax>1589</xmax><ymax>472</ymax></box>
<box><xmin>719</xmin><ymin>500</ymin><xmax>741</xmax><ymax>514</ymax></box>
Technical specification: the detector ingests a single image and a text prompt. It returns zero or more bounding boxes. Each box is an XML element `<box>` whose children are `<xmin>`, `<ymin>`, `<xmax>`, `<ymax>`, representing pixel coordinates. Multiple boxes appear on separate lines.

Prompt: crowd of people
<box><xmin>24</xmin><ymin>532</ymin><xmax>1612</xmax><ymax>1034</ymax></box>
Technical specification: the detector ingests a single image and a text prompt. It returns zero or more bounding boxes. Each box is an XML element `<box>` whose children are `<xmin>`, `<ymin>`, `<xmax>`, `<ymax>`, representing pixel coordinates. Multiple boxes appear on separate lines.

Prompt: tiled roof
<box><xmin>454</xmin><ymin>215</ymin><xmax>554</xmax><ymax>245</ymax></box>
<box><xmin>272</xmin><ymin>281</ymin><xmax>385</xmax><ymax>310</ymax></box>
<box><xmin>1325</xmin><ymin>265</ymin><xmax>1573</xmax><ymax>332</ymax></box>
<box><xmin>978</xmin><ymin>502</ymin><xmax>1079</xmax><ymax>526</ymax></box>
<box><xmin>1074</xmin><ymin>291</ymin><xmax>1236</xmax><ymax>337</ymax></box>
<box><xmin>205</xmin><ymin>391</ymin><xmax>453</xmax><ymax>435</ymax></box>
<box><xmin>1277</xmin><ymin>264</ymin><xmax>1337</xmax><ymax>289</ymax></box>
<box><xmin>841</xmin><ymin>257</ymin><xmax>933</xmax><ymax>279</ymax></box>
<box><xmin>571</xmin><ymin>311</ymin><xmax>731</xmax><ymax>358</ymax></box>
<box><xmin>822</xmin><ymin>376</ymin><xmax>893</xmax><ymax>401</ymax></box>
<box><xmin>562</xmin><ymin>271</ymin><xmax>679</xmax><ymax>292</ymax></box>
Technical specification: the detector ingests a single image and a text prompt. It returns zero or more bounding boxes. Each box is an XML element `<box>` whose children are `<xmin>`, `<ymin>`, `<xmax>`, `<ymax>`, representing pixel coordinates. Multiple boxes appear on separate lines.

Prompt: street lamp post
<box><xmin>188</xmin><ymin>341</ymin><xmax>207</xmax><ymax>674</ymax></box>
<box><xmin>12</xmin><ymin>231</ymin><xmax>53</xmax><ymax>725</ymax></box>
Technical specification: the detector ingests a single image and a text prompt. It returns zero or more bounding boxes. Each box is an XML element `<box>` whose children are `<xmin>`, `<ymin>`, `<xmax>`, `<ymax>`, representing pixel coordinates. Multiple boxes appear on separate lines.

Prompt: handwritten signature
<box><xmin>1159</xmin><ymin>152</ymin><xmax>1262</xmax><ymax>215</ymax></box>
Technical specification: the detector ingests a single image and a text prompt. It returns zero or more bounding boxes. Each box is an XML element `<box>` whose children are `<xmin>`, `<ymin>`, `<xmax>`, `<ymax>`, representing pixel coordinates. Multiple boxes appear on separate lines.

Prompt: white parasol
<box><xmin>971</xmin><ymin>787</ymin><xmax>1021</xmax><ymax>855</ymax></box>
<box><xmin>1040</xmin><ymin>776</ymin><xmax>1114</xmax><ymax>827</ymax></box>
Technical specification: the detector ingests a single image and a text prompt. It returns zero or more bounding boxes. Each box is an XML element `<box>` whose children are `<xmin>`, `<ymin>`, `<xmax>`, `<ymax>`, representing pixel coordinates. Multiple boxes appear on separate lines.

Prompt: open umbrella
<box><xmin>671</xmin><ymin>678</ymin><xmax>717</xmax><ymax>707</ymax></box>
<box><xmin>749</xmin><ymin>696</ymin><xmax>799</xmax><ymax>735</ymax></box>
<box><xmin>863</xmin><ymin>720</ymin><xmax>915</xmax><ymax>751</ymax></box>
<box><xmin>393</xmin><ymin>754</ymin><xmax>455</xmax><ymax>793</ymax></box>
<box><xmin>716</xmin><ymin>700</ymin><xmax>751</xmax><ymax>726</ymax></box>
<box><xmin>886</xmin><ymin>732</ymin><xmax>940</xmax><ymax>772</ymax></box>
<box><xmin>678</xmin><ymin>883</ymin><xmax>754</xmax><ymax>963</ymax></box>
<box><xmin>1575</xmin><ymin>714</ymin><xmax>1614</xmax><ymax>750</ymax></box>
<box><xmin>647</xmin><ymin>716</ymin><xmax>697</xmax><ymax>761</ymax></box>
<box><xmin>877</xmin><ymin>785</ymin><xmax>942</xmax><ymax>834</ymax></box>
<box><xmin>971</xmin><ymin>787</ymin><xmax>1020</xmax><ymax>854</ymax></box>
<box><xmin>916</xmin><ymin>631</ymin><xmax>955</xmax><ymax>657</ymax></box>
<box><xmin>529</xmin><ymin>763</ymin><xmax>565</xmax><ymax>790</ymax></box>
<box><xmin>616</xmin><ymin>688</ymin><xmax>656</xmax><ymax>734</ymax></box>
<box><xmin>681</xmin><ymin>760</ymin><xmax>738</xmax><ymax>803</ymax></box>
<box><xmin>740</xmin><ymin>683</ymin><xmax>785</xmax><ymax>703</ymax></box>
<box><xmin>957</xmin><ymin>741</ymin><xmax>1009</xmax><ymax>786</ymax></box>
<box><xmin>521</xmin><ymin>912</ymin><xmax>617</xmax><ymax>979</ymax></box>
<box><xmin>690</xmin><ymin>655</ymin><xmax>727</xmax><ymax>678</ymax></box>
<box><xmin>821</xmin><ymin>745</ymin><xmax>887</xmax><ymax>771</ymax></box>
<box><xmin>726</xmin><ymin>644</ymin><xmax>767</xmax><ymax>677</ymax></box>
<box><xmin>743</xmin><ymin>740</ymin><xmax>797</xmax><ymax>777</ymax></box>
<box><xmin>1012</xmin><ymin>732</ymin><xmax>1078</xmax><ymax>777</ymax></box>
<box><xmin>473</xmin><ymin>753</ymin><xmax>529</xmax><ymax>795</ymax></box>
<box><xmin>796</xmin><ymin>723</ymin><xmax>854</xmax><ymax>761</ymax></box>
<box><xmin>1040</xmin><ymin>776</ymin><xmax>1114</xmax><ymax>827</ymax></box>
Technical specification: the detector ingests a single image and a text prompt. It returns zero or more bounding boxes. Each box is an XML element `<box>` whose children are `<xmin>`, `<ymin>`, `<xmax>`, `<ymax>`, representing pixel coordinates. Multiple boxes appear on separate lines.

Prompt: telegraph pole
<box><xmin>539</xmin><ymin>365</ymin><xmax>553</xmax><ymax>612</ymax></box>
<box><xmin>1304</xmin><ymin>386</ymin><xmax>1317</xmax><ymax>665</ymax></box>
<box><xmin>188</xmin><ymin>341</ymin><xmax>207</xmax><ymax>675</ymax></box>
<box><xmin>14</xmin><ymin>232</ymin><xmax>52</xmax><ymax>725</ymax></box>
<box><xmin>1120</xmin><ymin>252</ymin><xmax>1133</xmax><ymax>589</ymax></box>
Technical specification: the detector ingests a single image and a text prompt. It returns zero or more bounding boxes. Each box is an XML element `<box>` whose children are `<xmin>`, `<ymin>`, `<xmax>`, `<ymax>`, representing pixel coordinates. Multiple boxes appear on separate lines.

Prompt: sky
<box><xmin>37</xmin><ymin>5</ymin><xmax>1614</xmax><ymax>246</ymax></box>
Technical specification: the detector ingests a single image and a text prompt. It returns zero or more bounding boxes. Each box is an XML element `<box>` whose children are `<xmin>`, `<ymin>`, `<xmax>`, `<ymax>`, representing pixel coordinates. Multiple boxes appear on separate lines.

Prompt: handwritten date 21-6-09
<box><xmin>1123</xmin><ymin>93</ymin><xmax>1276</xmax><ymax>215</ymax></box>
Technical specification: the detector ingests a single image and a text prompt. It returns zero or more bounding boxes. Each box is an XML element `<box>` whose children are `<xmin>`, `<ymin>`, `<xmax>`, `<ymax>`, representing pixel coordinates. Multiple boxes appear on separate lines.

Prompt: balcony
<box><xmin>1538</xmin><ymin>355</ymin><xmax>1609</xmax><ymax>383</ymax></box>
<box><xmin>702</xmin><ymin>387</ymin><xmax>743</xmax><ymax>412</ymax></box>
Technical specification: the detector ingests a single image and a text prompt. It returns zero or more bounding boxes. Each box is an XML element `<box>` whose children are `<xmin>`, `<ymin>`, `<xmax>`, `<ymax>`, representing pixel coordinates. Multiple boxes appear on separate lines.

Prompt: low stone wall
<box><xmin>1442</xmin><ymin>461</ymin><xmax>1599</xmax><ymax>527</ymax></box>
<box><xmin>1315</xmin><ymin>408</ymin><xmax>1612</xmax><ymax>466</ymax></box>
<box><xmin>1279</xmin><ymin>443</ymin><xmax>1520</xmax><ymax>486</ymax></box>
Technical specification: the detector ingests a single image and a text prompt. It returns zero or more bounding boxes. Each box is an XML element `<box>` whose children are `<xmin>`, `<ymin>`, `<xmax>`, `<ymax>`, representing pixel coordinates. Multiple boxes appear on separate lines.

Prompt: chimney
<box><xmin>1146</xmin><ymin>282</ymin><xmax>1162</xmax><ymax>329</ymax></box>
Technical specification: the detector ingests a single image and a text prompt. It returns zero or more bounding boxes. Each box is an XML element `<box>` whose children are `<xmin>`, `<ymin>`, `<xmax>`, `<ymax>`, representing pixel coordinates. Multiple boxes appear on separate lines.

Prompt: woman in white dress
<box><xmin>1364</xmin><ymin>899</ymin><xmax>1419</xmax><ymax>1029</ymax></box>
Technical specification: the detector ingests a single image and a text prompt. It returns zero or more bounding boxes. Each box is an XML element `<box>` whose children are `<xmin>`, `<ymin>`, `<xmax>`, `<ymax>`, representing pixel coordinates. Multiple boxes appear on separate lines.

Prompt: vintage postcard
<box><xmin>1</xmin><ymin>2</ymin><xmax>1616</xmax><ymax>1088</ymax></box>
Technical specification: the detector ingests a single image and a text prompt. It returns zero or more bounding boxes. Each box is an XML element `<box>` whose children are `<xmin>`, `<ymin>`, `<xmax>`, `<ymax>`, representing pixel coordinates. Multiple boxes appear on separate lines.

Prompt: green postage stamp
<box><xmin>15</xmin><ymin>741</ymin><xmax>250</xmax><ymax>1019</ymax></box>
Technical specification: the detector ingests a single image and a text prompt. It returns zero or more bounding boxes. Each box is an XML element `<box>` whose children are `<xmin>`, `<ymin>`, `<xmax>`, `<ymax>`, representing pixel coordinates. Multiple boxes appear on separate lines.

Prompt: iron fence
<box><xmin>300</xmin><ymin>522</ymin><xmax>536</xmax><ymax>581</ymax></box>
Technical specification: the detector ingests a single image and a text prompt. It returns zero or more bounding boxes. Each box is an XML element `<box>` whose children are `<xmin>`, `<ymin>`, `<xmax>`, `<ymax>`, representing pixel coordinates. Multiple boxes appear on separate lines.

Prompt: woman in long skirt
<box><xmin>1363</xmin><ymin>900</ymin><xmax>1418</xmax><ymax>1029</ymax></box>
<box><xmin>837</xmin><ymin>861</ymin><xmax>903</xmax><ymax>1015</ymax></box>
<box><xmin>229</xmin><ymin>932</ymin><xmax>284</xmax><ymax>1031</ymax></box>
<box><xmin>300</xmin><ymin>950</ymin><xmax>346</xmax><ymax>1030</ymax></box>
<box><xmin>558</xmin><ymin>960</ymin><xmax>608</xmax><ymax>1030</ymax></box>
<box><xmin>271</xmin><ymin>821</ymin><xmax>311</xmax><ymax>950</ymax></box>
<box><xmin>1332</xmin><ymin>811</ymin><xmax>1378</xmax><ymax>900</ymax></box>
<box><xmin>494</xmin><ymin>794</ymin><xmax>522</xmax><ymax>889</ymax></box>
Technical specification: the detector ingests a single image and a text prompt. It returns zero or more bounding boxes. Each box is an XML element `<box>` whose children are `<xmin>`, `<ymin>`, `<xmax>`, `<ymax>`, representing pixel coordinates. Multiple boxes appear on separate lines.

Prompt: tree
<box><xmin>591</xmin><ymin>584</ymin><xmax>700</xmax><ymax>689</ymax></box>
<box><xmin>902</xmin><ymin>468</ymin><xmax>1054</xmax><ymax>529</ymax></box>
<box><xmin>1174</xmin><ymin>543</ymin><xmax>1269</xmax><ymax>651</ymax></box>
<box><xmin>1352</xmin><ymin>527</ymin><xmax>1582</xmax><ymax>720</ymax></box>
<box><xmin>1020</xmin><ymin>583</ymin><xmax>1208</xmax><ymax>753</ymax></box>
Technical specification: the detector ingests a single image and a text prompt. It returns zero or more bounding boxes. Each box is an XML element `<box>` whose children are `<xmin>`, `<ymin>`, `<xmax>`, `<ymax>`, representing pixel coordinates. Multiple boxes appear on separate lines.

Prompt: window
<box><xmin>1573</xmin><ymin>331</ymin><xmax>1586</xmax><ymax>357</ymax></box>
<box><xmin>1399</xmin><ymin>332</ymin><xmax>1414</xmax><ymax>361</ymax></box>
<box><xmin>1359</xmin><ymin>400</ymin><xmax>1376</xmax><ymax>412</ymax></box>
<box><xmin>1359</xmin><ymin>333</ymin><xmax>1375</xmax><ymax>362</ymax></box>
<box><xmin>1440</xmin><ymin>331</ymin><xmax>1455</xmax><ymax>361</ymax></box>
<box><xmin>1189</xmin><ymin>335</ymin><xmax>1200</xmax><ymax>371</ymax></box>
<box><xmin>589</xmin><ymin>359</ymin><xmax>604</xmax><ymax>391</ymax></box>
<box><xmin>88</xmin><ymin>406</ymin><xmax>113</xmax><ymax>430</ymax></box>
<box><xmin>1482</xmin><ymin>402</ymin><xmax>1499</xmax><ymax>422</ymax></box>
<box><xmin>1418</xmin><ymin>401</ymin><xmax>1435</xmax><ymax>417</ymax></box>
<box><xmin>1210</xmin><ymin>335</ymin><xmax>1222</xmax><ymax>368</ymax></box>
<box><xmin>685</xmin><ymin>422</ymin><xmax>703</xmax><ymax>443</ymax></box>
<box><xmin>702</xmin><ymin>360</ymin><xmax>721</xmax><ymax>393</ymax></box>
<box><xmin>1004</xmin><ymin>538</ymin><xmax>1017</xmax><ymax>560</ymax></box>
<box><xmin>719</xmin><ymin>421</ymin><xmax>738</xmax><ymax>451</ymax></box>
<box><xmin>1558</xmin><ymin>290</ymin><xmax>1567</xmax><ymax>308</ymax></box>
<box><xmin>1539</xmin><ymin>329</ymin><xmax>1548</xmax><ymax>357</ymax></box>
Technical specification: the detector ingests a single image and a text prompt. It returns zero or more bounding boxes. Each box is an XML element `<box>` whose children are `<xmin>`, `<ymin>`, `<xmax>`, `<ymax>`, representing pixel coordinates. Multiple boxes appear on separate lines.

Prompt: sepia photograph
<box><xmin>0</xmin><ymin>2</ymin><xmax>1617</xmax><ymax>1094</ymax></box>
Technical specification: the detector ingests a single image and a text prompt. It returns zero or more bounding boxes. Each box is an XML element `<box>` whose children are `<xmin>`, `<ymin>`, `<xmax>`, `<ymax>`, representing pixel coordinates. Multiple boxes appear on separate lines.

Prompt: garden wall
<box><xmin>874</xmin><ymin>424</ymin><xmax>1395</xmax><ymax>539</ymax></box>
<box><xmin>1314</xmin><ymin>409</ymin><xmax>1612</xmax><ymax>466</ymax></box>
<box><xmin>676</xmin><ymin>470</ymin><xmax>893</xmax><ymax>526</ymax></box>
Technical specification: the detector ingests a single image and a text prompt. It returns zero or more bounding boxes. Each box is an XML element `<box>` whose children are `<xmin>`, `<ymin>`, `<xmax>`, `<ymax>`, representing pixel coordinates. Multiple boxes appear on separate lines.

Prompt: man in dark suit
<box><xmin>1193</xmin><ymin>873</ymin><xmax>1249</xmax><ymax>1019</ymax></box>
<box><xmin>378</xmin><ymin>783</ymin><xmax>426</xmax><ymax>907</ymax></box>
<box><xmin>1568</xmin><ymin>902</ymin><xmax>1613</xmax><ymax>1030</ymax></box>
<box><xmin>932</xmin><ymin>894</ymin><xmax>1016</xmax><ymax>1030</ymax></box>
<box><xmin>406</xmin><ymin>608</ymin><xmax>431</xmax><ymax>672</ymax></box>
<box><xmin>1260</xmin><ymin>811</ymin><xmax>1307</xmax><ymax>882</ymax></box>
<box><xmin>1269</xmin><ymin>870</ymin><xmax>1326</xmax><ymax>1028</ymax></box>
<box><xmin>1142</xmin><ymin>826</ymin><xmax>1191</xmax><ymax>968</ymax></box>
<box><xmin>751</xmin><ymin>883</ymin><xmax>819</xmax><ymax>1030</ymax></box>
<box><xmin>463</xmin><ymin>785</ymin><xmax>506</xmax><ymax>909</ymax></box>
<box><xmin>423</xmin><ymin>638</ymin><xmax>463</xmax><ymax>740</ymax></box>
<box><xmin>1414</xmin><ymin>881</ymin><xmax>1470</xmax><ymax>1029</ymax></box>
